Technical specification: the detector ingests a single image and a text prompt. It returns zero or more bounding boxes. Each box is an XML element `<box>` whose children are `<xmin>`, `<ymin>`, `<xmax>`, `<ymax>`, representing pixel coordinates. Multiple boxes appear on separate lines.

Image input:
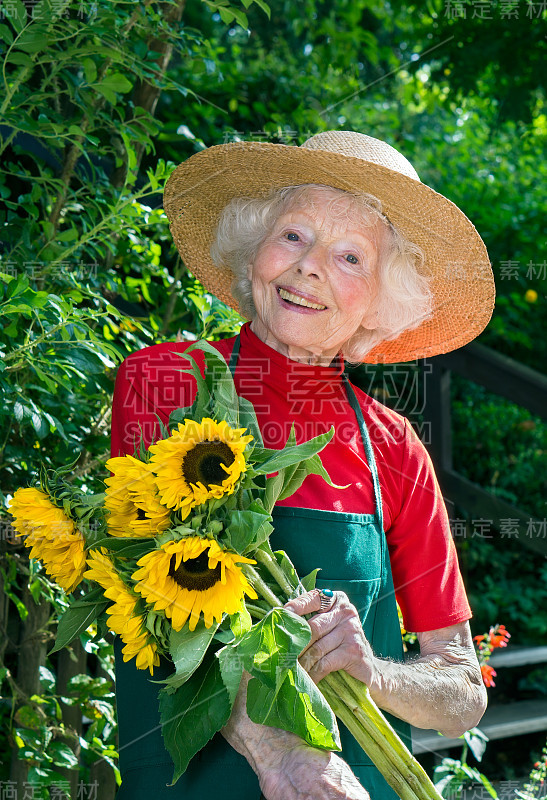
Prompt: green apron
<box><xmin>114</xmin><ymin>339</ymin><xmax>412</xmax><ymax>798</ymax></box>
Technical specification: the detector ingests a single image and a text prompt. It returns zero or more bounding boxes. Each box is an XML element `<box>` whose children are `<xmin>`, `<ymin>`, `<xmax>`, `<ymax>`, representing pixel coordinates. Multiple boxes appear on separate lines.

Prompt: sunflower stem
<box><xmin>253</xmin><ymin>547</ymin><xmax>295</xmax><ymax>598</ymax></box>
<box><xmin>245</xmin><ymin>602</ymin><xmax>268</xmax><ymax>619</ymax></box>
<box><xmin>243</xmin><ymin>564</ymin><xmax>282</xmax><ymax>608</ymax></box>
<box><xmin>321</xmin><ymin>671</ymin><xmax>442</xmax><ymax>800</ymax></box>
<box><xmin>320</xmin><ymin>678</ymin><xmax>421</xmax><ymax>800</ymax></box>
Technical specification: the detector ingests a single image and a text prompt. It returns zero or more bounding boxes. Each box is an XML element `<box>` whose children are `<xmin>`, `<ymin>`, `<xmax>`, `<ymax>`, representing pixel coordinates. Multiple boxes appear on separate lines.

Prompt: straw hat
<box><xmin>163</xmin><ymin>131</ymin><xmax>495</xmax><ymax>363</ymax></box>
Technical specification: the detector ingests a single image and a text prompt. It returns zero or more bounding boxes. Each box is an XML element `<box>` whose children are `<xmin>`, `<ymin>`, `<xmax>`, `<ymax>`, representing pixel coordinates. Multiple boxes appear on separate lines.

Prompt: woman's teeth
<box><xmin>278</xmin><ymin>288</ymin><xmax>326</xmax><ymax>310</ymax></box>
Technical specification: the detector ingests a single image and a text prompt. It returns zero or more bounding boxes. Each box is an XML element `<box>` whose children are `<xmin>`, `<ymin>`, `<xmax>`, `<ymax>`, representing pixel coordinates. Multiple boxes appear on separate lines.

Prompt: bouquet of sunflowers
<box><xmin>9</xmin><ymin>342</ymin><xmax>441</xmax><ymax>800</ymax></box>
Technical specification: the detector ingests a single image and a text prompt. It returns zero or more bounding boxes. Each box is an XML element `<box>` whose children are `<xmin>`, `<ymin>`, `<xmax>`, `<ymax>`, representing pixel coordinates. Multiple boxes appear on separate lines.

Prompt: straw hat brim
<box><xmin>164</xmin><ymin>141</ymin><xmax>495</xmax><ymax>364</ymax></box>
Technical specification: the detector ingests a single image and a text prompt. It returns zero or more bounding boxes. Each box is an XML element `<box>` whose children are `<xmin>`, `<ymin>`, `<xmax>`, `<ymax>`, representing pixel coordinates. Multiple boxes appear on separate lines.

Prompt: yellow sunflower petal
<box><xmin>149</xmin><ymin>418</ymin><xmax>252</xmax><ymax>514</ymax></box>
<box><xmin>9</xmin><ymin>488</ymin><xmax>86</xmax><ymax>593</ymax></box>
<box><xmin>132</xmin><ymin>536</ymin><xmax>256</xmax><ymax>632</ymax></box>
<box><xmin>105</xmin><ymin>456</ymin><xmax>170</xmax><ymax>537</ymax></box>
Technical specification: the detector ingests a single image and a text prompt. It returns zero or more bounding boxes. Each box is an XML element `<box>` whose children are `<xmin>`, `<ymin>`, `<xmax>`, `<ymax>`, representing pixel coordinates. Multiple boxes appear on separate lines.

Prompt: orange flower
<box><xmin>473</xmin><ymin>634</ymin><xmax>486</xmax><ymax>645</ymax></box>
<box><xmin>481</xmin><ymin>664</ymin><xmax>497</xmax><ymax>688</ymax></box>
<box><xmin>489</xmin><ymin>624</ymin><xmax>510</xmax><ymax>648</ymax></box>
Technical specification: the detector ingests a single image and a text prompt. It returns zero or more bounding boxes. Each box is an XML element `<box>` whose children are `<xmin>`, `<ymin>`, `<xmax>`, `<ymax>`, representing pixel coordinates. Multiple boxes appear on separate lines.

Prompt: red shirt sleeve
<box><xmin>386</xmin><ymin>418</ymin><xmax>472</xmax><ymax>633</ymax></box>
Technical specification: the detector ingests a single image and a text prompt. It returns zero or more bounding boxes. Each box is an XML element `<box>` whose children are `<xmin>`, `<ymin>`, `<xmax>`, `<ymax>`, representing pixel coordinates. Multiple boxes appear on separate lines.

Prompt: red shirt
<box><xmin>110</xmin><ymin>322</ymin><xmax>471</xmax><ymax>633</ymax></box>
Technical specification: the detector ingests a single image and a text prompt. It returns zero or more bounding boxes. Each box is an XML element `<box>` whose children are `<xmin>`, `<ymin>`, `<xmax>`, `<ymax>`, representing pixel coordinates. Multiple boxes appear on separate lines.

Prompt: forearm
<box><xmin>367</xmin><ymin>633</ymin><xmax>487</xmax><ymax>738</ymax></box>
<box><xmin>221</xmin><ymin>673</ymin><xmax>300</xmax><ymax>776</ymax></box>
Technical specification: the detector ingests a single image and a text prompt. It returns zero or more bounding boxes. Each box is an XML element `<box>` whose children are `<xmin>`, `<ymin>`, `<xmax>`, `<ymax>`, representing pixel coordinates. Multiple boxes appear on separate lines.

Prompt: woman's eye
<box><xmin>345</xmin><ymin>254</ymin><xmax>359</xmax><ymax>264</ymax></box>
<box><xmin>286</xmin><ymin>232</ymin><xmax>300</xmax><ymax>241</ymax></box>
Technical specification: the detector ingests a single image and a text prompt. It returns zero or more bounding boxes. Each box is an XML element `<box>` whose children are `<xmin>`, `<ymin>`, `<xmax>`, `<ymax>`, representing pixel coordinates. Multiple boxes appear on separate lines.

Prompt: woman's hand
<box><xmin>285</xmin><ymin>590</ymin><xmax>487</xmax><ymax>738</ymax></box>
<box><xmin>259</xmin><ymin>744</ymin><xmax>370</xmax><ymax>800</ymax></box>
<box><xmin>284</xmin><ymin>590</ymin><xmax>378</xmax><ymax>686</ymax></box>
<box><xmin>222</xmin><ymin>672</ymin><xmax>369</xmax><ymax>800</ymax></box>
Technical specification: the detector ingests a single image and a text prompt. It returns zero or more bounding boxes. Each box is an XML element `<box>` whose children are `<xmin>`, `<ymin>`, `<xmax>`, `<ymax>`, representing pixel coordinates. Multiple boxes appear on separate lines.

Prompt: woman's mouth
<box><xmin>276</xmin><ymin>287</ymin><xmax>327</xmax><ymax>311</ymax></box>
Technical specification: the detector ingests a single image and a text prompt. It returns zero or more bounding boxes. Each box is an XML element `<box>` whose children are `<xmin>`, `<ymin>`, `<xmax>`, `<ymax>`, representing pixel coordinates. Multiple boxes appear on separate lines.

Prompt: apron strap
<box><xmin>228</xmin><ymin>333</ymin><xmax>241</xmax><ymax>377</ymax></box>
<box><xmin>342</xmin><ymin>373</ymin><xmax>384</xmax><ymax>531</ymax></box>
<box><xmin>227</xmin><ymin>332</ymin><xmax>384</xmax><ymax>528</ymax></box>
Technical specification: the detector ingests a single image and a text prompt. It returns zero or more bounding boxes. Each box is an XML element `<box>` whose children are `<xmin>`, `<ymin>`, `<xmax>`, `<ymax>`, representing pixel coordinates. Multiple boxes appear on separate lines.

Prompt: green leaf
<box><xmin>272</xmin><ymin>549</ymin><xmax>299</xmax><ymax>592</ymax></box>
<box><xmin>62</xmin><ymin>347</ymin><xmax>104</xmax><ymax>375</ymax></box>
<box><xmin>216</xmin><ymin>643</ymin><xmax>244</xmax><ymax>705</ymax></box>
<box><xmin>229</xmin><ymin>605</ymin><xmax>252</xmax><ymax>638</ymax></box>
<box><xmin>7</xmin><ymin>51</ymin><xmax>34</xmax><ymax>67</ymax></box>
<box><xmin>0</xmin><ymin>24</ymin><xmax>14</xmax><ymax>45</ymax></box>
<box><xmin>247</xmin><ymin>666</ymin><xmax>340</xmax><ymax>751</ymax></box>
<box><xmin>15</xmin><ymin>705</ymin><xmax>43</xmax><ymax>730</ymax></box>
<box><xmin>159</xmin><ymin>651</ymin><xmax>232</xmax><ymax>783</ymax></box>
<box><xmin>300</xmin><ymin>568</ymin><xmax>320</xmax><ymax>592</ymax></box>
<box><xmin>229</xmin><ymin>7</ymin><xmax>248</xmax><ymax>28</ymax></box>
<box><xmin>224</xmin><ymin>507</ymin><xmax>273</xmax><ymax>554</ymax></box>
<box><xmin>49</xmin><ymin>741</ymin><xmax>79</xmax><ymax>769</ymax></box>
<box><xmin>30</xmin><ymin>410</ymin><xmax>49</xmax><ymax>439</ymax></box>
<box><xmin>278</xmin><ymin>452</ymin><xmax>347</xmax><ymax>501</ymax></box>
<box><xmin>4</xmin><ymin>588</ymin><xmax>28</xmax><ymax>620</ymax></box>
<box><xmin>233</xmin><ymin>608</ymin><xmax>340</xmax><ymax>750</ymax></box>
<box><xmin>39</xmin><ymin>666</ymin><xmax>56</xmax><ymax>691</ymax></box>
<box><xmin>253</xmin><ymin>428</ymin><xmax>335</xmax><ymax>475</ymax></box>
<box><xmin>238</xmin><ymin>395</ymin><xmax>263</xmax><ymax>446</ymax></box>
<box><xmin>50</xmin><ymin>589</ymin><xmax>108</xmax><ymax>654</ymax></box>
<box><xmin>162</xmin><ymin>622</ymin><xmax>218</xmax><ymax>690</ymax></box>
<box><xmin>173</xmin><ymin>351</ymin><xmax>212</xmax><ymax>421</ymax></box>
<box><xmin>463</xmin><ymin>727</ymin><xmax>489</xmax><ymax>762</ymax></box>
<box><xmin>82</xmin><ymin>57</ymin><xmax>97</xmax><ymax>83</ymax></box>
<box><xmin>86</xmin><ymin>535</ymin><xmax>154</xmax><ymax>559</ymax></box>
<box><xmin>98</xmin><ymin>72</ymin><xmax>133</xmax><ymax>95</ymax></box>
<box><xmin>250</xmin><ymin>0</ymin><xmax>271</xmax><ymax>17</ymax></box>
<box><xmin>184</xmin><ymin>340</ymin><xmax>240</xmax><ymax>425</ymax></box>
<box><xmin>15</xmin><ymin>28</ymin><xmax>49</xmax><ymax>54</ymax></box>
<box><xmin>57</xmin><ymin>227</ymin><xmax>78</xmax><ymax>242</ymax></box>
<box><xmin>477</xmin><ymin>772</ymin><xmax>498</xmax><ymax>799</ymax></box>
<box><xmin>7</xmin><ymin>271</ymin><xmax>29</xmax><ymax>299</ymax></box>
<box><xmin>168</xmin><ymin>405</ymin><xmax>195</xmax><ymax>430</ymax></box>
<box><xmin>218</xmin><ymin>6</ymin><xmax>235</xmax><ymax>25</ymax></box>
<box><xmin>264</xmin><ymin>468</ymin><xmax>286</xmax><ymax>513</ymax></box>
<box><xmin>92</xmin><ymin>82</ymin><xmax>116</xmax><ymax>104</ymax></box>
<box><xmin>4</xmin><ymin>0</ymin><xmax>27</xmax><ymax>34</ymax></box>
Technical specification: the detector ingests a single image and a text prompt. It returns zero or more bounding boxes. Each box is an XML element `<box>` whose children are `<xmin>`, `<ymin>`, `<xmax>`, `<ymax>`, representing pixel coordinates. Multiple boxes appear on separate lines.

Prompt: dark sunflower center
<box><xmin>182</xmin><ymin>441</ymin><xmax>235</xmax><ymax>488</ymax></box>
<box><xmin>168</xmin><ymin>551</ymin><xmax>221</xmax><ymax>592</ymax></box>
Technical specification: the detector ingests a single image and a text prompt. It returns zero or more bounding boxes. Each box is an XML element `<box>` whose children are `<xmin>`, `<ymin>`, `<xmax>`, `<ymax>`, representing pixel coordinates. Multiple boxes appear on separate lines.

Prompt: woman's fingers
<box><xmin>285</xmin><ymin>588</ymin><xmax>335</xmax><ymax>617</ymax></box>
<box><xmin>284</xmin><ymin>589</ymin><xmax>377</xmax><ymax>684</ymax></box>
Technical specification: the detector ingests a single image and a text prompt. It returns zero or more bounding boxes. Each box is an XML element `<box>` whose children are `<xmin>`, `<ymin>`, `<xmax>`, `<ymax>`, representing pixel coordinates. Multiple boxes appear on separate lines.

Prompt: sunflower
<box><xmin>8</xmin><ymin>487</ymin><xmax>86</xmax><ymax>593</ymax></box>
<box><xmin>104</xmin><ymin>455</ymin><xmax>171</xmax><ymax>537</ymax></box>
<box><xmin>148</xmin><ymin>418</ymin><xmax>253</xmax><ymax>517</ymax></box>
<box><xmin>85</xmin><ymin>548</ymin><xmax>160</xmax><ymax>674</ymax></box>
<box><xmin>132</xmin><ymin>536</ymin><xmax>258</xmax><ymax>631</ymax></box>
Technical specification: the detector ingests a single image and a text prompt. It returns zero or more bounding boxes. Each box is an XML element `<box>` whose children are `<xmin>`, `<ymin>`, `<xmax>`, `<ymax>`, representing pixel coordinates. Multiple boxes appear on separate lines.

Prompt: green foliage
<box><xmin>159</xmin><ymin>647</ymin><xmax>234</xmax><ymax>783</ymax></box>
<box><xmin>434</xmin><ymin>729</ymin><xmax>497</xmax><ymax>800</ymax></box>
<box><xmin>240</xmin><ymin>609</ymin><xmax>340</xmax><ymax>751</ymax></box>
<box><xmin>451</xmin><ymin>378</ymin><xmax>547</xmax><ymax>518</ymax></box>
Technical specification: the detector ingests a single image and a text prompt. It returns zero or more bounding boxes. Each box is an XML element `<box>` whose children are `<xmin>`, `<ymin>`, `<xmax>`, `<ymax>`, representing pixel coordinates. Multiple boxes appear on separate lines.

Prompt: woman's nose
<box><xmin>296</xmin><ymin>243</ymin><xmax>327</xmax><ymax>279</ymax></box>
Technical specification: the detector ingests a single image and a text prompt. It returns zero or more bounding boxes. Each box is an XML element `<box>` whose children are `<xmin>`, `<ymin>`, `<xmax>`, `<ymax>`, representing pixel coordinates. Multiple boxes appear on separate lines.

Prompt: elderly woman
<box><xmin>110</xmin><ymin>131</ymin><xmax>494</xmax><ymax>800</ymax></box>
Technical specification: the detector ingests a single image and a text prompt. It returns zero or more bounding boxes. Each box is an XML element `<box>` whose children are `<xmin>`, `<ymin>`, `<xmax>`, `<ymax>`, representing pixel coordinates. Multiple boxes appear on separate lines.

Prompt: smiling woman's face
<box><xmin>248</xmin><ymin>187</ymin><xmax>383</xmax><ymax>364</ymax></box>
